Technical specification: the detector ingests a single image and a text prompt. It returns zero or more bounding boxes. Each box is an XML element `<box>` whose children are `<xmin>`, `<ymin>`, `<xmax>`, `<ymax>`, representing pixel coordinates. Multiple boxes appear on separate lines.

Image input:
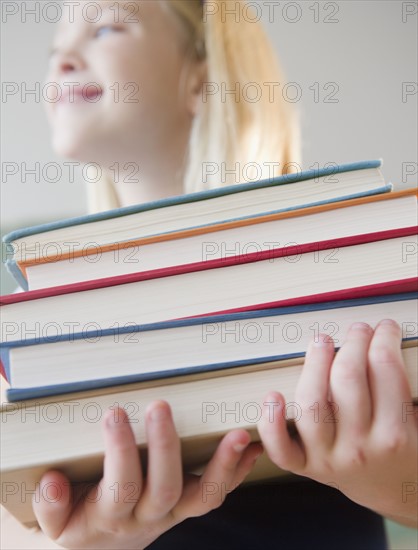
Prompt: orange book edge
<box><xmin>17</xmin><ymin>187</ymin><xmax>418</xmax><ymax>279</ymax></box>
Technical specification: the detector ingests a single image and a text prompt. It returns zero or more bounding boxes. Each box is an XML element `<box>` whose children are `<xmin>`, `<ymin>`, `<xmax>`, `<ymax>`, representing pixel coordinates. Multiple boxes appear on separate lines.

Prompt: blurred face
<box><xmin>45</xmin><ymin>0</ymin><xmax>199</xmax><ymax>166</ymax></box>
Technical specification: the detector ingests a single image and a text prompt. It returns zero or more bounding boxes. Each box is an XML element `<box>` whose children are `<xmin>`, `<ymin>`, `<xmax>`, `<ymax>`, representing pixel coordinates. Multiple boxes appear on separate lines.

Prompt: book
<box><xmin>1</xmin><ymin>293</ymin><xmax>417</xmax><ymax>401</ymax></box>
<box><xmin>19</xmin><ymin>188</ymin><xmax>418</xmax><ymax>291</ymax></box>
<box><xmin>1</xmin><ymin>341</ymin><xmax>417</xmax><ymax>527</ymax></box>
<box><xmin>1</xmin><ymin>228</ymin><xmax>417</xmax><ymax>345</ymax></box>
<box><xmin>3</xmin><ymin>160</ymin><xmax>389</xmax><ymax>291</ymax></box>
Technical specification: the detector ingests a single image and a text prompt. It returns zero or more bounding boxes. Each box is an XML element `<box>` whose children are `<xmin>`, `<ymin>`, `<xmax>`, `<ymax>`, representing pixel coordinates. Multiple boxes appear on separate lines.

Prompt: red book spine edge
<box><xmin>179</xmin><ymin>278</ymin><xmax>418</xmax><ymax>319</ymax></box>
<box><xmin>0</xmin><ymin>361</ymin><xmax>7</xmax><ymax>381</ymax></box>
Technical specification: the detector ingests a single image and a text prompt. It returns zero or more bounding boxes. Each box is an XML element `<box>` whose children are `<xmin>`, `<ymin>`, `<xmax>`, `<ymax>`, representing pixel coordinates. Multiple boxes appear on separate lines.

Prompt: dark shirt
<box><xmin>148</xmin><ymin>477</ymin><xmax>388</xmax><ymax>550</ymax></box>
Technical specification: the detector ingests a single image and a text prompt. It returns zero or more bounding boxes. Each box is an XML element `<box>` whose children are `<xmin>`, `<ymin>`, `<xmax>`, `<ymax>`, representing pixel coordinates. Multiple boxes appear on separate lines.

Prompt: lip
<box><xmin>57</xmin><ymin>84</ymin><xmax>103</xmax><ymax>104</ymax></box>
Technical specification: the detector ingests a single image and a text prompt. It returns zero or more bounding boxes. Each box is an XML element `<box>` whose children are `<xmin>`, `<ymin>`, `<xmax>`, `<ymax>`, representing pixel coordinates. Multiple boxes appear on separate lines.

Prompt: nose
<box><xmin>49</xmin><ymin>46</ymin><xmax>86</xmax><ymax>76</ymax></box>
<box><xmin>59</xmin><ymin>56</ymin><xmax>79</xmax><ymax>73</ymax></box>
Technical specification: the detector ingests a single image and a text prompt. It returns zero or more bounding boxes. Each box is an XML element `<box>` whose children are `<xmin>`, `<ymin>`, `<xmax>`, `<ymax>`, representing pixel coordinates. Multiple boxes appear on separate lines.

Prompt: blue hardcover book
<box><xmin>3</xmin><ymin>159</ymin><xmax>389</xmax><ymax>290</ymax></box>
<box><xmin>2</xmin><ymin>292</ymin><xmax>416</xmax><ymax>401</ymax></box>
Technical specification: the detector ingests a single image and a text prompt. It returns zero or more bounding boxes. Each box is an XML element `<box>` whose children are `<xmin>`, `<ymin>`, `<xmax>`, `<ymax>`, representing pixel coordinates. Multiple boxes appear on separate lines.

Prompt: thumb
<box><xmin>32</xmin><ymin>470</ymin><xmax>72</xmax><ymax>540</ymax></box>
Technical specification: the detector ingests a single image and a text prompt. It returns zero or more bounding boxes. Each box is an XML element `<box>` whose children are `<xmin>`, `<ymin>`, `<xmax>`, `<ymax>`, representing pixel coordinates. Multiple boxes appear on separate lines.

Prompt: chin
<box><xmin>52</xmin><ymin>141</ymin><xmax>77</xmax><ymax>161</ymax></box>
<box><xmin>52</xmin><ymin>133</ymin><xmax>95</xmax><ymax>163</ymax></box>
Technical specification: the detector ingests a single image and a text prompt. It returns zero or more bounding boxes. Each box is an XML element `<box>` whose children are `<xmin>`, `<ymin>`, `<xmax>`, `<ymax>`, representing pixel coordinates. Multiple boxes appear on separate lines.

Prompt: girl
<box><xmin>2</xmin><ymin>1</ymin><xmax>416</xmax><ymax>548</ymax></box>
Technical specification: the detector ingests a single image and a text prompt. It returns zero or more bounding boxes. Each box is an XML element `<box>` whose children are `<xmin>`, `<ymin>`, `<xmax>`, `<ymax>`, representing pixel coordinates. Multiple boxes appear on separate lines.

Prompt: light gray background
<box><xmin>1</xmin><ymin>0</ymin><xmax>417</xmax><ymax>294</ymax></box>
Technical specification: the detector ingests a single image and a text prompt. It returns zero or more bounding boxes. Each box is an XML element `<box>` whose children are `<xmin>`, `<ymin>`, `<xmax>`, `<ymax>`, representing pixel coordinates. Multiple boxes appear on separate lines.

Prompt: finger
<box><xmin>258</xmin><ymin>391</ymin><xmax>305</xmax><ymax>473</ymax></box>
<box><xmin>229</xmin><ymin>440</ymin><xmax>264</xmax><ymax>488</ymax></box>
<box><xmin>330</xmin><ymin>323</ymin><xmax>374</xmax><ymax>442</ymax></box>
<box><xmin>94</xmin><ymin>407</ymin><xmax>143</xmax><ymax>521</ymax></box>
<box><xmin>198</xmin><ymin>429</ymin><xmax>254</xmax><ymax>505</ymax></box>
<box><xmin>32</xmin><ymin>470</ymin><xmax>72</xmax><ymax>541</ymax></box>
<box><xmin>368</xmin><ymin>319</ymin><xmax>411</xmax><ymax>429</ymax></box>
<box><xmin>294</xmin><ymin>334</ymin><xmax>336</xmax><ymax>450</ymax></box>
<box><xmin>135</xmin><ymin>401</ymin><xmax>182</xmax><ymax>522</ymax></box>
<box><xmin>173</xmin><ymin>429</ymin><xmax>257</xmax><ymax>519</ymax></box>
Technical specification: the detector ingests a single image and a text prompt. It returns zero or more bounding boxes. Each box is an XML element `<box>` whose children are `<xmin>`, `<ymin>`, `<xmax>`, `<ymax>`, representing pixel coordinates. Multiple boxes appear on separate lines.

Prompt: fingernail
<box><xmin>378</xmin><ymin>319</ymin><xmax>399</xmax><ymax>327</ymax></box>
<box><xmin>263</xmin><ymin>397</ymin><xmax>282</xmax><ymax>422</ymax></box>
<box><xmin>149</xmin><ymin>404</ymin><xmax>168</xmax><ymax>422</ymax></box>
<box><xmin>233</xmin><ymin>442</ymin><xmax>248</xmax><ymax>453</ymax></box>
<box><xmin>313</xmin><ymin>333</ymin><xmax>332</xmax><ymax>347</ymax></box>
<box><xmin>253</xmin><ymin>449</ymin><xmax>263</xmax><ymax>461</ymax></box>
<box><xmin>350</xmin><ymin>322</ymin><xmax>372</xmax><ymax>330</ymax></box>
<box><xmin>106</xmin><ymin>410</ymin><xmax>122</xmax><ymax>429</ymax></box>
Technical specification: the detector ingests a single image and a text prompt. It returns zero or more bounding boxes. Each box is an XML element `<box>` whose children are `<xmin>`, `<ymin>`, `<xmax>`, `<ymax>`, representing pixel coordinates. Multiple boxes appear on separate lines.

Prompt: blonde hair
<box><xmin>87</xmin><ymin>0</ymin><xmax>301</xmax><ymax>213</ymax></box>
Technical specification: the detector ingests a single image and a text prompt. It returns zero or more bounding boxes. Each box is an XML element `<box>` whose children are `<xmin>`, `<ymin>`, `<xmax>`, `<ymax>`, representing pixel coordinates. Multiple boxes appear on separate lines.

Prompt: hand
<box><xmin>258</xmin><ymin>319</ymin><xmax>418</xmax><ymax>527</ymax></box>
<box><xmin>33</xmin><ymin>401</ymin><xmax>262</xmax><ymax>549</ymax></box>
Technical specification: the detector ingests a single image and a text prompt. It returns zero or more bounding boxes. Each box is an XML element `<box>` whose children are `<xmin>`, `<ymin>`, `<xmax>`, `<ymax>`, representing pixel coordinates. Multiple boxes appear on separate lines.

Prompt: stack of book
<box><xmin>1</xmin><ymin>159</ymin><xmax>417</xmax><ymax>526</ymax></box>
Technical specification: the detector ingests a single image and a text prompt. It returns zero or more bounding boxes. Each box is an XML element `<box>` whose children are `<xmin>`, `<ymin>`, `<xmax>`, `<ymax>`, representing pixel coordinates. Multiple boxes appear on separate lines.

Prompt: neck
<box><xmin>109</xmin><ymin>140</ymin><xmax>188</xmax><ymax>208</ymax></box>
<box><xmin>112</xmin><ymin>164</ymin><xmax>185</xmax><ymax>207</ymax></box>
